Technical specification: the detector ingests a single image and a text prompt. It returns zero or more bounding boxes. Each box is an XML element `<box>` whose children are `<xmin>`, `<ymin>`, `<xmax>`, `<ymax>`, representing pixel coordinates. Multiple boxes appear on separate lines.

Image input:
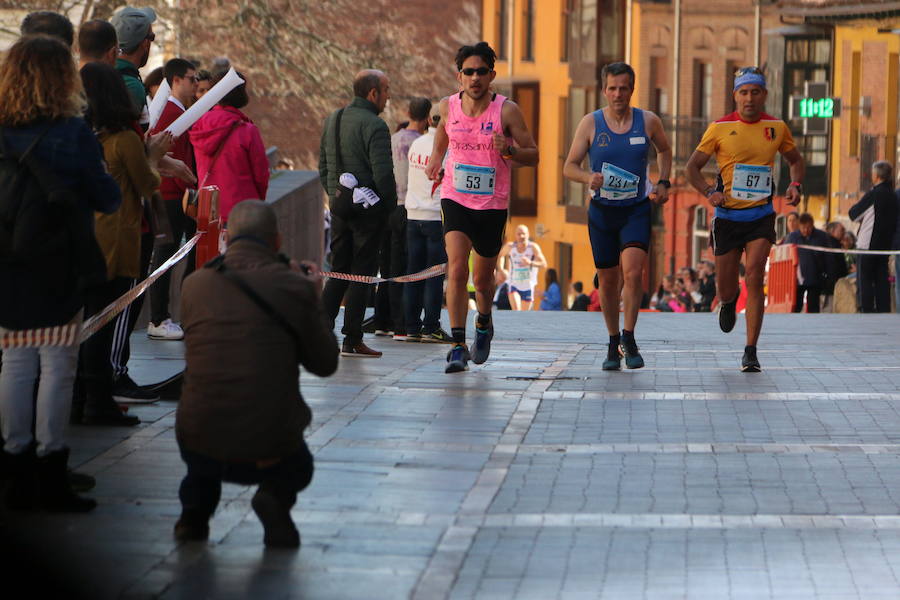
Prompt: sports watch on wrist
<box><xmin>657</xmin><ymin>179</ymin><xmax>671</xmax><ymax>188</ymax></box>
<box><xmin>788</xmin><ymin>181</ymin><xmax>803</xmax><ymax>195</ymax></box>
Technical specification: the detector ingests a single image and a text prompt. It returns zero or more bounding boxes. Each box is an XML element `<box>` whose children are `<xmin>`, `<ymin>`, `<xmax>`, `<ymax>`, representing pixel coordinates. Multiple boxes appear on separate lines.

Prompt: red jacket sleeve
<box><xmin>152</xmin><ymin>102</ymin><xmax>195</xmax><ymax>200</ymax></box>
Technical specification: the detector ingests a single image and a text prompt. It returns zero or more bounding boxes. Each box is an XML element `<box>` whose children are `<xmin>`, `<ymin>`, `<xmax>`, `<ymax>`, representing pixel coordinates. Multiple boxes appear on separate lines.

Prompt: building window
<box><xmin>649</xmin><ymin>55</ymin><xmax>668</xmax><ymax>115</ymax></box>
<box><xmin>598</xmin><ymin>0</ymin><xmax>625</xmax><ymax>65</ymax></box>
<box><xmin>691</xmin><ymin>205</ymin><xmax>709</xmax><ymax>266</ymax></box>
<box><xmin>523</xmin><ymin>0</ymin><xmax>535</xmax><ymax>61</ymax></box>
<box><xmin>510</xmin><ymin>83</ymin><xmax>540</xmax><ymax>216</ymax></box>
<box><xmin>497</xmin><ymin>0</ymin><xmax>509</xmax><ymax>60</ymax></box>
<box><xmin>561</xmin><ymin>0</ymin><xmax>573</xmax><ymax>62</ymax></box>
<box><xmin>775</xmin><ymin>214</ymin><xmax>788</xmax><ymax>241</ymax></box>
<box><xmin>692</xmin><ymin>60</ymin><xmax>712</xmax><ymax>120</ymax></box>
<box><xmin>725</xmin><ymin>60</ymin><xmax>738</xmax><ymax>114</ymax></box>
<box><xmin>564</xmin><ymin>86</ymin><xmax>596</xmax><ymax>207</ymax></box>
<box><xmin>578</xmin><ymin>0</ymin><xmax>597</xmax><ymax>64</ymax></box>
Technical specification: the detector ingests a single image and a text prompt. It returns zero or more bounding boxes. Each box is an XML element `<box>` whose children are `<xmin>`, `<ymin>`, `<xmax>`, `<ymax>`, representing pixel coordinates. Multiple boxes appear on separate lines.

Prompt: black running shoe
<box><xmin>602</xmin><ymin>342</ymin><xmax>622</xmax><ymax>371</ymax></box>
<box><xmin>741</xmin><ymin>345</ymin><xmax>761</xmax><ymax>372</ymax></box>
<box><xmin>620</xmin><ymin>334</ymin><xmax>645</xmax><ymax>369</ymax></box>
<box><xmin>718</xmin><ymin>295</ymin><xmax>738</xmax><ymax>333</ymax></box>
<box><xmin>471</xmin><ymin>317</ymin><xmax>493</xmax><ymax>365</ymax></box>
<box><xmin>445</xmin><ymin>344</ymin><xmax>470</xmax><ymax>373</ymax></box>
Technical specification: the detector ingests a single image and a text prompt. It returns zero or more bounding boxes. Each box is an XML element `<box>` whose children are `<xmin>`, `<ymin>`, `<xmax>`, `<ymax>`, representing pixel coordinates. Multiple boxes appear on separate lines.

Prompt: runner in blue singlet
<box><xmin>563</xmin><ymin>62</ymin><xmax>672</xmax><ymax>371</ymax></box>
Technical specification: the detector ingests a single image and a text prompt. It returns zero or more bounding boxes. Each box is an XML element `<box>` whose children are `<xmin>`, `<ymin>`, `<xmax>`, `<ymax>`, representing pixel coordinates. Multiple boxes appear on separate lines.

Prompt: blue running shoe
<box><xmin>602</xmin><ymin>342</ymin><xmax>622</xmax><ymax>371</ymax></box>
<box><xmin>620</xmin><ymin>334</ymin><xmax>645</xmax><ymax>369</ymax></box>
<box><xmin>471</xmin><ymin>317</ymin><xmax>493</xmax><ymax>365</ymax></box>
<box><xmin>445</xmin><ymin>344</ymin><xmax>470</xmax><ymax>373</ymax></box>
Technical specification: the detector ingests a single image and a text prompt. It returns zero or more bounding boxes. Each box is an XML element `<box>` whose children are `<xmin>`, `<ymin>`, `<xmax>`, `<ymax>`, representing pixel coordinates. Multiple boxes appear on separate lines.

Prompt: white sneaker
<box><xmin>147</xmin><ymin>318</ymin><xmax>184</xmax><ymax>340</ymax></box>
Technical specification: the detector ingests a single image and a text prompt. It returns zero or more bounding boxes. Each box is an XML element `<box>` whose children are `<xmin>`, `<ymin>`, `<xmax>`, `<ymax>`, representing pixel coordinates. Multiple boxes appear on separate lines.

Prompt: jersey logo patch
<box><xmin>764</xmin><ymin>127</ymin><xmax>776</xmax><ymax>141</ymax></box>
<box><xmin>597</xmin><ymin>132</ymin><xmax>610</xmax><ymax>147</ymax></box>
<box><xmin>480</xmin><ymin>122</ymin><xmax>494</xmax><ymax>134</ymax></box>
<box><xmin>729</xmin><ymin>130</ymin><xmax>738</xmax><ymax>135</ymax></box>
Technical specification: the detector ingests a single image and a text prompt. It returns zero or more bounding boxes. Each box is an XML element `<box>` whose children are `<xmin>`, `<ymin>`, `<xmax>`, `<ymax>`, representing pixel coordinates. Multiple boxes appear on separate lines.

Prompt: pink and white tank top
<box><xmin>441</xmin><ymin>92</ymin><xmax>511</xmax><ymax>210</ymax></box>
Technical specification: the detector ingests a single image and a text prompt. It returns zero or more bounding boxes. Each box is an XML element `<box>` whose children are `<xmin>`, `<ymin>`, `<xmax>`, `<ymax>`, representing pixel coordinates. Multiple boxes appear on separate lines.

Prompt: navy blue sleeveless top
<box><xmin>588</xmin><ymin>108</ymin><xmax>650</xmax><ymax>207</ymax></box>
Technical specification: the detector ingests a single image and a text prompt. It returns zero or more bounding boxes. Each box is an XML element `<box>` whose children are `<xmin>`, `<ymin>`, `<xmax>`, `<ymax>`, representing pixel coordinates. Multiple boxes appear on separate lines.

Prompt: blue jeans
<box><xmin>405</xmin><ymin>220</ymin><xmax>446</xmax><ymax>335</ymax></box>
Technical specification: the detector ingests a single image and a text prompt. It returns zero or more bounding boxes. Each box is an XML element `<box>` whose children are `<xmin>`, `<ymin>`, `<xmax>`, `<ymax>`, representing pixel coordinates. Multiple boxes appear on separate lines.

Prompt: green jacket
<box><xmin>318</xmin><ymin>97</ymin><xmax>397</xmax><ymax>211</ymax></box>
<box><xmin>116</xmin><ymin>58</ymin><xmax>147</xmax><ymax>118</ymax></box>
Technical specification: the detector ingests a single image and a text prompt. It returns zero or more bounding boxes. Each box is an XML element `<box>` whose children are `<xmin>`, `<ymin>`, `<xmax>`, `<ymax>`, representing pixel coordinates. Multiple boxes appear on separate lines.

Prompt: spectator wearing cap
<box><xmin>20</xmin><ymin>10</ymin><xmax>74</xmax><ymax>46</ymax></box>
<box><xmin>110</xmin><ymin>6</ymin><xmax>156</xmax><ymax>129</ymax></box>
<box><xmin>77</xmin><ymin>19</ymin><xmax>118</xmax><ymax>69</ymax></box>
<box><xmin>850</xmin><ymin>160</ymin><xmax>899</xmax><ymax>313</ymax></box>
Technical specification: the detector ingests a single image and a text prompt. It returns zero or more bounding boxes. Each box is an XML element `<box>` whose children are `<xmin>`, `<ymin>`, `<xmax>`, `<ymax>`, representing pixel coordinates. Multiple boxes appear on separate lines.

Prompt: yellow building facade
<box><xmin>482</xmin><ymin>0</ymin><xmax>621</xmax><ymax>302</ymax></box>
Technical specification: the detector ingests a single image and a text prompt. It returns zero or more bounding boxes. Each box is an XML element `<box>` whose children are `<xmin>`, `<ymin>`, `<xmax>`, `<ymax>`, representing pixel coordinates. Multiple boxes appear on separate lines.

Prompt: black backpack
<box><xmin>0</xmin><ymin>124</ymin><xmax>105</xmax><ymax>283</ymax></box>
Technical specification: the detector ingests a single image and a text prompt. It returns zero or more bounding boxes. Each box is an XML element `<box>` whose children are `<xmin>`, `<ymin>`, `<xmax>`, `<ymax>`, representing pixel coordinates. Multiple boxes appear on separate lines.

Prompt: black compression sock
<box><xmin>609</xmin><ymin>333</ymin><xmax>621</xmax><ymax>346</ymax></box>
<box><xmin>476</xmin><ymin>312</ymin><xmax>492</xmax><ymax>329</ymax></box>
<box><xmin>622</xmin><ymin>329</ymin><xmax>634</xmax><ymax>339</ymax></box>
<box><xmin>451</xmin><ymin>328</ymin><xmax>466</xmax><ymax>344</ymax></box>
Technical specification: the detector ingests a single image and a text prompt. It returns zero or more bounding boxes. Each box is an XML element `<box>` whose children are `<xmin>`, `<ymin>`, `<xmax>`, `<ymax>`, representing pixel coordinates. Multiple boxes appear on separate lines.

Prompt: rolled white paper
<box><xmin>165</xmin><ymin>67</ymin><xmax>245</xmax><ymax>138</ymax></box>
<box><xmin>147</xmin><ymin>79</ymin><xmax>171</xmax><ymax>130</ymax></box>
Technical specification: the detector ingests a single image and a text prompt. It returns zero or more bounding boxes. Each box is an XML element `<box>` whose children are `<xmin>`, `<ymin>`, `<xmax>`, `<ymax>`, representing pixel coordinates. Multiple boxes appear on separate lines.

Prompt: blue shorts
<box><xmin>509</xmin><ymin>286</ymin><xmax>533</xmax><ymax>302</ymax></box>
<box><xmin>588</xmin><ymin>199</ymin><xmax>651</xmax><ymax>269</ymax></box>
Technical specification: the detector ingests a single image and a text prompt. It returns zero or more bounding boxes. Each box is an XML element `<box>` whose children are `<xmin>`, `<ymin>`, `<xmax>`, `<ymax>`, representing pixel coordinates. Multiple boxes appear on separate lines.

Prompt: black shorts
<box><xmin>711</xmin><ymin>213</ymin><xmax>776</xmax><ymax>256</ymax></box>
<box><xmin>441</xmin><ymin>198</ymin><xmax>507</xmax><ymax>257</ymax></box>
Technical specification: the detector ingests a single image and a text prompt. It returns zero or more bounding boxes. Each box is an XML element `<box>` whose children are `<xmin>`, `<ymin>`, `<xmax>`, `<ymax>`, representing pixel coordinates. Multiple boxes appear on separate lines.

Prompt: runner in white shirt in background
<box><xmin>498</xmin><ymin>225</ymin><xmax>547</xmax><ymax>311</ymax></box>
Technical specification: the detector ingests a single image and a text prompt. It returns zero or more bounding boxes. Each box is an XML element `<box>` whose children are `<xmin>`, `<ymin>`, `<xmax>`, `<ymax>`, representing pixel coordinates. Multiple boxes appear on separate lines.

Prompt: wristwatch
<box><xmin>657</xmin><ymin>179</ymin><xmax>671</xmax><ymax>188</ymax></box>
<box><xmin>704</xmin><ymin>185</ymin><xmax>718</xmax><ymax>198</ymax></box>
<box><xmin>788</xmin><ymin>181</ymin><xmax>803</xmax><ymax>195</ymax></box>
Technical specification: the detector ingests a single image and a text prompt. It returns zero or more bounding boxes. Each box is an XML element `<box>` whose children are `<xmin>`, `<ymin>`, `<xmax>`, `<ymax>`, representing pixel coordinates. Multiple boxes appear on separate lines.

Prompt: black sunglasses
<box><xmin>460</xmin><ymin>67</ymin><xmax>490</xmax><ymax>76</ymax></box>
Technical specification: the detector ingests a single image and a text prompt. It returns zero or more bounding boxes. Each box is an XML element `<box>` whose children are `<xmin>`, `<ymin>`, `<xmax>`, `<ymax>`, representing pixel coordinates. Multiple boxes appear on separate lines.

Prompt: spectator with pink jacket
<box><xmin>190</xmin><ymin>70</ymin><xmax>269</xmax><ymax>224</ymax></box>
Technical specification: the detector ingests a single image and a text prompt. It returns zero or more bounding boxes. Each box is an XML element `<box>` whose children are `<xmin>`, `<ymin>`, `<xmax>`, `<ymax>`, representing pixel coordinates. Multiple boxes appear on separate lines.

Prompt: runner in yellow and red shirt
<box><xmin>686</xmin><ymin>67</ymin><xmax>805</xmax><ymax>373</ymax></box>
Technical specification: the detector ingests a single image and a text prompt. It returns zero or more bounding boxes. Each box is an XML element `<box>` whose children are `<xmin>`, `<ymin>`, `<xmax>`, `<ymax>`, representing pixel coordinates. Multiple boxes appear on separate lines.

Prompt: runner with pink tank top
<box><xmin>425</xmin><ymin>42</ymin><xmax>539</xmax><ymax>374</ymax></box>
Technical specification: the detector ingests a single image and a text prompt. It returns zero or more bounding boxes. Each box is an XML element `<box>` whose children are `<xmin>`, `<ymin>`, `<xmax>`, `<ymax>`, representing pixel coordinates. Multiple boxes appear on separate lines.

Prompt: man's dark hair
<box><xmin>798</xmin><ymin>212</ymin><xmax>814</xmax><ymax>226</ymax></box>
<box><xmin>353</xmin><ymin>72</ymin><xmax>382</xmax><ymax>99</ymax></box>
<box><xmin>144</xmin><ymin>66</ymin><xmax>164</xmax><ymax>96</ymax></box>
<box><xmin>826</xmin><ymin>221</ymin><xmax>843</xmax><ymax>234</ymax></box>
<box><xmin>573</xmin><ymin>281</ymin><xmax>583</xmax><ymax>293</ymax></box>
<box><xmin>601</xmin><ymin>62</ymin><xmax>635</xmax><ymax>88</ymax></box>
<box><xmin>81</xmin><ymin>62</ymin><xmax>140</xmax><ymax>133</ymax></box>
<box><xmin>408</xmin><ymin>97</ymin><xmax>433</xmax><ymax>122</ymax></box>
<box><xmin>455</xmin><ymin>42</ymin><xmax>497</xmax><ymax>71</ymax></box>
<box><xmin>787</xmin><ymin>210</ymin><xmax>799</xmax><ymax>219</ymax></box>
<box><xmin>218</xmin><ymin>71</ymin><xmax>249</xmax><ymax>109</ymax></box>
<box><xmin>78</xmin><ymin>19</ymin><xmax>117</xmax><ymax>59</ymax></box>
<box><xmin>164</xmin><ymin>58</ymin><xmax>196</xmax><ymax>86</ymax></box>
<box><xmin>21</xmin><ymin>11</ymin><xmax>74</xmax><ymax>47</ymax></box>
<box><xmin>197</xmin><ymin>69</ymin><xmax>212</xmax><ymax>82</ymax></box>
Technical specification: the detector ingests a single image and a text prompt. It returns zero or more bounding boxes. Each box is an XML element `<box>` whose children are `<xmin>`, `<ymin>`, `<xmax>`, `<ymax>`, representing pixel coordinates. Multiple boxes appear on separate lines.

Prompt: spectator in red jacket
<box><xmin>190</xmin><ymin>70</ymin><xmax>269</xmax><ymax>224</ymax></box>
<box><xmin>147</xmin><ymin>57</ymin><xmax>198</xmax><ymax>341</ymax></box>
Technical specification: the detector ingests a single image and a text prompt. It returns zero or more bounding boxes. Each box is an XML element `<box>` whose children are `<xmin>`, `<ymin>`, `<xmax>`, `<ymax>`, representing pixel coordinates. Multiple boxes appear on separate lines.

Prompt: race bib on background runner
<box><xmin>453</xmin><ymin>163</ymin><xmax>496</xmax><ymax>196</ymax></box>
<box><xmin>730</xmin><ymin>163</ymin><xmax>772</xmax><ymax>203</ymax></box>
<box><xmin>599</xmin><ymin>162</ymin><xmax>639</xmax><ymax>201</ymax></box>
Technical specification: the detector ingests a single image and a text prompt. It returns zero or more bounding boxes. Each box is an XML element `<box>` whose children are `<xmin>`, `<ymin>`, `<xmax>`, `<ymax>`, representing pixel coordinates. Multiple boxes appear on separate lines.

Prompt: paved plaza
<box><xmin>5</xmin><ymin>311</ymin><xmax>900</xmax><ymax>599</ymax></box>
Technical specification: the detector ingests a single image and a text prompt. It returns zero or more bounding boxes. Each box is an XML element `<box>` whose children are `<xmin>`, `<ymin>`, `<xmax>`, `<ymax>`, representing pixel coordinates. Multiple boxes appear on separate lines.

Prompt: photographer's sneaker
<box><xmin>147</xmin><ymin>318</ymin><xmax>184</xmax><ymax>341</ymax></box>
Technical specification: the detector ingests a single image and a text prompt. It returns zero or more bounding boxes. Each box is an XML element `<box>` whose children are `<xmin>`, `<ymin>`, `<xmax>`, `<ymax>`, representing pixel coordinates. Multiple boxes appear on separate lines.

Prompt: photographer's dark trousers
<box><xmin>373</xmin><ymin>206</ymin><xmax>407</xmax><ymax>333</ymax></box>
<box><xmin>322</xmin><ymin>212</ymin><xmax>385</xmax><ymax>345</ymax></box>
<box><xmin>793</xmin><ymin>284</ymin><xmax>821</xmax><ymax>313</ymax></box>
<box><xmin>858</xmin><ymin>255</ymin><xmax>891</xmax><ymax>313</ymax></box>
<box><xmin>178</xmin><ymin>439</ymin><xmax>314</xmax><ymax>521</ymax></box>
<box><xmin>149</xmin><ymin>198</ymin><xmax>196</xmax><ymax>325</ymax></box>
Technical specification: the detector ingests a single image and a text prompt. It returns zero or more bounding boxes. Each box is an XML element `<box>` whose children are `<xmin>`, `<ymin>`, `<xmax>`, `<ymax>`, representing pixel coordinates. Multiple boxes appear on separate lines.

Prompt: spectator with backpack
<box><xmin>0</xmin><ymin>34</ymin><xmax>121</xmax><ymax>512</ymax></box>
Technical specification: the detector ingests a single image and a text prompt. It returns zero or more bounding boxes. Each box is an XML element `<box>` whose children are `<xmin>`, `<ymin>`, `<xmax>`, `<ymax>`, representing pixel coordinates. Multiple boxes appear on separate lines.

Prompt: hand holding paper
<box><xmin>165</xmin><ymin>67</ymin><xmax>245</xmax><ymax>137</ymax></box>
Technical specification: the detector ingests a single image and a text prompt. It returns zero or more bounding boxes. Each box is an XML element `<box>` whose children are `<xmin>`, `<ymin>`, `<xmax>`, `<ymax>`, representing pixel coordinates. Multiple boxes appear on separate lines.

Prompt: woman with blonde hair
<box><xmin>0</xmin><ymin>35</ymin><xmax>121</xmax><ymax>512</ymax></box>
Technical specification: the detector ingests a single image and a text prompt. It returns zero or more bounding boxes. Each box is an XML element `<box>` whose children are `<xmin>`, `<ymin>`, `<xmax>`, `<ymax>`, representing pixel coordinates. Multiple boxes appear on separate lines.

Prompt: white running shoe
<box><xmin>147</xmin><ymin>318</ymin><xmax>184</xmax><ymax>340</ymax></box>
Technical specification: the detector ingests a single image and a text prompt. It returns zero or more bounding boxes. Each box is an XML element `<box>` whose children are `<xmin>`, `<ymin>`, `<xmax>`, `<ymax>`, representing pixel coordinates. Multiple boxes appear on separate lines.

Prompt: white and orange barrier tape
<box><xmin>321</xmin><ymin>262</ymin><xmax>446</xmax><ymax>284</ymax></box>
<box><xmin>1</xmin><ymin>233</ymin><xmax>202</xmax><ymax>350</ymax></box>
<box><xmin>794</xmin><ymin>244</ymin><xmax>900</xmax><ymax>256</ymax></box>
<box><xmin>2</xmin><ymin>234</ymin><xmax>448</xmax><ymax>349</ymax></box>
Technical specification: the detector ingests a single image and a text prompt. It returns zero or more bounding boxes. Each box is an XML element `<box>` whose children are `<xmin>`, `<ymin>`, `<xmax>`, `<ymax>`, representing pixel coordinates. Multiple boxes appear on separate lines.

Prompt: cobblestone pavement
<box><xmin>7</xmin><ymin>312</ymin><xmax>900</xmax><ymax>599</ymax></box>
